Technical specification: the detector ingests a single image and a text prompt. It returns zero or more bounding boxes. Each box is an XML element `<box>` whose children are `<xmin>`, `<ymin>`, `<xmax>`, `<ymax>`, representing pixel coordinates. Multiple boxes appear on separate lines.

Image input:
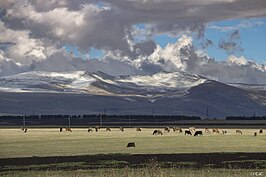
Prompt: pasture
<box><xmin>0</xmin><ymin>128</ymin><xmax>265</xmax><ymax>158</ymax></box>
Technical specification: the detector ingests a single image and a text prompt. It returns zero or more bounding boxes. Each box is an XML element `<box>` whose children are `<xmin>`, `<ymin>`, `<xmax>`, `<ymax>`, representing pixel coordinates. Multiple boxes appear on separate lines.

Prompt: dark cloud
<box><xmin>0</xmin><ymin>0</ymin><xmax>266</xmax><ymax>84</ymax></box>
<box><xmin>218</xmin><ymin>30</ymin><xmax>243</xmax><ymax>54</ymax></box>
<box><xmin>202</xmin><ymin>39</ymin><xmax>213</xmax><ymax>49</ymax></box>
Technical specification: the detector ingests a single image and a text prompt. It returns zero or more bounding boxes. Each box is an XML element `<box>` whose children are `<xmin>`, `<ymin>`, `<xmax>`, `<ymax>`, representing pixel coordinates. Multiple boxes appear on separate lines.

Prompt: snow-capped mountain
<box><xmin>0</xmin><ymin>70</ymin><xmax>266</xmax><ymax>118</ymax></box>
<box><xmin>0</xmin><ymin>71</ymin><xmax>207</xmax><ymax>97</ymax></box>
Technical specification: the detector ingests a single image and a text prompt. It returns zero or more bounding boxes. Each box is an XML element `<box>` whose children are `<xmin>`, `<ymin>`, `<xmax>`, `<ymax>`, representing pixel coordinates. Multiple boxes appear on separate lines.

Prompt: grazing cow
<box><xmin>120</xmin><ymin>127</ymin><xmax>124</xmax><ymax>132</ymax></box>
<box><xmin>88</xmin><ymin>128</ymin><xmax>93</xmax><ymax>132</ymax></box>
<box><xmin>194</xmin><ymin>131</ymin><xmax>203</xmax><ymax>136</ymax></box>
<box><xmin>126</xmin><ymin>142</ymin><xmax>136</xmax><ymax>148</ymax></box>
<box><xmin>173</xmin><ymin>127</ymin><xmax>182</xmax><ymax>133</ymax></box>
<box><xmin>59</xmin><ymin>127</ymin><xmax>63</xmax><ymax>132</ymax></box>
<box><xmin>24</xmin><ymin>128</ymin><xmax>27</xmax><ymax>133</ymax></box>
<box><xmin>136</xmin><ymin>128</ymin><xmax>142</xmax><ymax>131</ymax></box>
<box><xmin>185</xmin><ymin>130</ymin><xmax>192</xmax><ymax>135</ymax></box>
<box><xmin>189</xmin><ymin>127</ymin><xmax>196</xmax><ymax>132</ymax></box>
<box><xmin>164</xmin><ymin>127</ymin><xmax>170</xmax><ymax>132</ymax></box>
<box><xmin>212</xmin><ymin>129</ymin><xmax>220</xmax><ymax>134</ymax></box>
<box><xmin>65</xmin><ymin>128</ymin><xmax>72</xmax><ymax>132</ymax></box>
<box><xmin>106</xmin><ymin>127</ymin><xmax>111</xmax><ymax>131</ymax></box>
<box><xmin>153</xmin><ymin>130</ymin><xmax>163</xmax><ymax>135</ymax></box>
<box><xmin>254</xmin><ymin>132</ymin><xmax>257</xmax><ymax>137</ymax></box>
<box><xmin>205</xmin><ymin>128</ymin><xmax>211</xmax><ymax>134</ymax></box>
<box><xmin>236</xmin><ymin>130</ymin><xmax>242</xmax><ymax>134</ymax></box>
<box><xmin>222</xmin><ymin>129</ymin><xmax>228</xmax><ymax>134</ymax></box>
<box><xmin>259</xmin><ymin>129</ymin><xmax>263</xmax><ymax>134</ymax></box>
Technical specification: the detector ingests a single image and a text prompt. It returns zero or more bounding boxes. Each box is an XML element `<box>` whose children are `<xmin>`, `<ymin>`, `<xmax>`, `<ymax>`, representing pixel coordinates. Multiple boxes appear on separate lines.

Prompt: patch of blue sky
<box><xmin>204</xmin><ymin>18</ymin><xmax>266</xmax><ymax>62</ymax></box>
<box><xmin>64</xmin><ymin>44</ymin><xmax>85</xmax><ymax>59</ymax></box>
<box><xmin>153</xmin><ymin>34</ymin><xmax>177</xmax><ymax>48</ymax></box>
<box><xmin>64</xmin><ymin>44</ymin><xmax>104</xmax><ymax>59</ymax></box>
<box><xmin>89</xmin><ymin>47</ymin><xmax>104</xmax><ymax>59</ymax></box>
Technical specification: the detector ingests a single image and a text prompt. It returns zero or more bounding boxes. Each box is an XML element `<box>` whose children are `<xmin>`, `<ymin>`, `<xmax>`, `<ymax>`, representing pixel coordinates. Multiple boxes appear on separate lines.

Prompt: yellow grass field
<box><xmin>0</xmin><ymin>128</ymin><xmax>265</xmax><ymax>158</ymax></box>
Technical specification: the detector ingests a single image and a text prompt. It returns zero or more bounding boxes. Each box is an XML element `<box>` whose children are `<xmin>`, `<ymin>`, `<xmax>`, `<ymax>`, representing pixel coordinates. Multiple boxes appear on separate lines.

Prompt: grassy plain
<box><xmin>1</xmin><ymin>168</ymin><xmax>266</xmax><ymax>177</ymax></box>
<box><xmin>0</xmin><ymin>128</ymin><xmax>265</xmax><ymax>158</ymax></box>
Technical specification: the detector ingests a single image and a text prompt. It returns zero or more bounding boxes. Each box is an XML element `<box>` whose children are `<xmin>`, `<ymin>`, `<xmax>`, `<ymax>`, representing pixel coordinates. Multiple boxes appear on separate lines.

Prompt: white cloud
<box><xmin>209</xmin><ymin>20</ymin><xmax>265</xmax><ymax>32</ymax></box>
<box><xmin>0</xmin><ymin>0</ymin><xmax>266</xmax><ymax>84</ymax></box>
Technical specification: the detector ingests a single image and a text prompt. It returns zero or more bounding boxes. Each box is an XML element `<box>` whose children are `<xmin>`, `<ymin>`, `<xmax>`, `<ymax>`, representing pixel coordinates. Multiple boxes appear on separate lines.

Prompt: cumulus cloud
<box><xmin>104</xmin><ymin>34</ymin><xmax>266</xmax><ymax>84</ymax></box>
<box><xmin>0</xmin><ymin>0</ymin><xmax>266</xmax><ymax>84</ymax></box>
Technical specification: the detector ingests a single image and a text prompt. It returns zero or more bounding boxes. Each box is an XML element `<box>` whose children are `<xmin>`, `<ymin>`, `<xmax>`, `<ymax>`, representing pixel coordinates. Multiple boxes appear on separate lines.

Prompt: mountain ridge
<box><xmin>0</xmin><ymin>70</ymin><xmax>265</xmax><ymax>118</ymax></box>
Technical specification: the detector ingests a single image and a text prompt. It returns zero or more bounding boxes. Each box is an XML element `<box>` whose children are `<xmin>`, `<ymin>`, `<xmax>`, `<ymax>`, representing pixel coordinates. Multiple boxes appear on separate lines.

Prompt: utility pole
<box><xmin>100</xmin><ymin>114</ymin><xmax>102</xmax><ymax>127</ymax></box>
<box><xmin>153</xmin><ymin>104</ymin><xmax>158</xmax><ymax>126</ymax></box>
<box><xmin>206</xmin><ymin>107</ymin><xmax>209</xmax><ymax>127</ymax></box>
<box><xmin>68</xmin><ymin>115</ymin><xmax>71</xmax><ymax>127</ymax></box>
<box><xmin>23</xmin><ymin>116</ymin><xmax>26</xmax><ymax>128</ymax></box>
<box><xmin>206</xmin><ymin>107</ymin><xmax>209</xmax><ymax>119</ymax></box>
<box><xmin>128</xmin><ymin>114</ymin><xmax>131</xmax><ymax>127</ymax></box>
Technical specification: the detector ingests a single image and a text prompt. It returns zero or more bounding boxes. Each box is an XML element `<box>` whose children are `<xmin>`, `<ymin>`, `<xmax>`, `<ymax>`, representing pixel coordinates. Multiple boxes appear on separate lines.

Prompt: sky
<box><xmin>0</xmin><ymin>0</ymin><xmax>266</xmax><ymax>84</ymax></box>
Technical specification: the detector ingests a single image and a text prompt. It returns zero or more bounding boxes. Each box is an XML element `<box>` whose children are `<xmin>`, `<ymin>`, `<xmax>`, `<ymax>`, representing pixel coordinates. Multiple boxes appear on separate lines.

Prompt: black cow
<box><xmin>153</xmin><ymin>130</ymin><xmax>163</xmax><ymax>135</ymax></box>
<box><xmin>259</xmin><ymin>129</ymin><xmax>263</xmax><ymax>134</ymax></box>
<box><xmin>254</xmin><ymin>132</ymin><xmax>257</xmax><ymax>137</ymax></box>
<box><xmin>194</xmin><ymin>131</ymin><xmax>203</xmax><ymax>136</ymax></box>
<box><xmin>126</xmin><ymin>142</ymin><xmax>136</xmax><ymax>148</ymax></box>
<box><xmin>185</xmin><ymin>130</ymin><xmax>192</xmax><ymax>135</ymax></box>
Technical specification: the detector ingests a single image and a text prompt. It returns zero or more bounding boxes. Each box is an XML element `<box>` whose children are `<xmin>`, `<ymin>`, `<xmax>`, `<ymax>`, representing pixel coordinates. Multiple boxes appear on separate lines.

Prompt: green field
<box><xmin>0</xmin><ymin>128</ymin><xmax>265</xmax><ymax>158</ymax></box>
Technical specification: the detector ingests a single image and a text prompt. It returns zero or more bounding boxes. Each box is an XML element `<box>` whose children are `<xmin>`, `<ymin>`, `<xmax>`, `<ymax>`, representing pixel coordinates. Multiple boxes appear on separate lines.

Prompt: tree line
<box><xmin>0</xmin><ymin>114</ymin><xmax>200</xmax><ymax>126</ymax></box>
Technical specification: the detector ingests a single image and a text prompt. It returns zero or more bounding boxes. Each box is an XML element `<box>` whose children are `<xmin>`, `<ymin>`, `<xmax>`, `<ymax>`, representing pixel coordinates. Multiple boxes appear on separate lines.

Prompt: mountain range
<box><xmin>0</xmin><ymin>70</ymin><xmax>265</xmax><ymax>118</ymax></box>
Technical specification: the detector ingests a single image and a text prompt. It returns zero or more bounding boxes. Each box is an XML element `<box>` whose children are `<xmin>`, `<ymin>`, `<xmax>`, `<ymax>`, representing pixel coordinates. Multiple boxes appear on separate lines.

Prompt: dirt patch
<box><xmin>0</xmin><ymin>153</ymin><xmax>266</xmax><ymax>171</ymax></box>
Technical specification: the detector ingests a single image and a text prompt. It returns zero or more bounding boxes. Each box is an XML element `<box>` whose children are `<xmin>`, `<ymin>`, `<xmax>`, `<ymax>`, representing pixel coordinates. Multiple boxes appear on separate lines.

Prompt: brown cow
<box><xmin>65</xmin><ymin>128</ymin><xmax>72</xmax><ymax>132</ymax></box>
<box><xmin>153</xmin><ymin>130</ymin><xmax>163</xmax><ymax>135</ymax></box>
<box><xmin>222</xmin><ymin>129</ymin><xmax>228</xmax><ymax>134</ymax></box>
<box><xmin>88</xmin><ymin>128</ymin><xmax>93</xmax><ymax>132</ymax></box>
<box><xmin>21</xmin><ymin>127</ymin><xmax>27</xmax><ymax>133</ymax></box>
<box><xmin>136</xmin><ymin>128</ymin><xmax>142</xmax><ymax>131</ymax></box>
<box><xmin>189</xmin><ymin>127</ymin><xmax>196</xmax><ymax>132</ymax></box>
<box><xmin>205</xmin><ymin>128</ymin><xmax>211</xmax><ymax>134</ymax></box>
<box><xmin>173</xmin><ymin>127</ymin><xmax>182</xmax><ymax>133</ymax></box>
<box><xmin>236</xmin><ymin>130</ymin><xmax>242</xmax><ymax>134</ymax></box>
<box><xmin>120</xmin><ymin>127</ymin><xmax>124</xmax><ymax>132</ymax></box>
<box><xmin>106</xmin><ymin>127</ymin><xmax>111</xmax><ymax>131</ymax></box>
<box><xmin>164</xmin><ymin>127</ymin><xmax>170</xmax><ymax>132</ymax></box>
<box><xmin>212</xmin><ymin>129</ymin><xmax>220</xmax><ymax>134</ymax></box>
<box><xmin>254</xmin><ymin>132</ymin><xmax>257</xmax><ymax>137</ymax></box>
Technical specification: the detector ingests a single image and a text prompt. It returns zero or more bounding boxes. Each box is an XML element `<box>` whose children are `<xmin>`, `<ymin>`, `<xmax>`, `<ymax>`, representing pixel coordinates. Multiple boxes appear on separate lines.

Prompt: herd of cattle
<box><xmin>20</xmin><ymin>126</ymin><xmax>264</xmax><ymax>137</ymax></box>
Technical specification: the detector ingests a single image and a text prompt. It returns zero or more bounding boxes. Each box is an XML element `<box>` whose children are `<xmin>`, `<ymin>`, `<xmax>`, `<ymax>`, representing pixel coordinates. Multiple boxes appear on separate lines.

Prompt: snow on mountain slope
<box><xmin>228</xmin><ymin>83</ymin><xmax>266</xmax><ymax>91</ymax></box>
<box><xmin>0</xmin><ymin>71</ymin><xmax>207</xmax><ymax>97</ymax></box>
<box><xmin>1</xmin><ymin>71</ymin><xmax>266</xmax><ymax>117</ymax></box>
